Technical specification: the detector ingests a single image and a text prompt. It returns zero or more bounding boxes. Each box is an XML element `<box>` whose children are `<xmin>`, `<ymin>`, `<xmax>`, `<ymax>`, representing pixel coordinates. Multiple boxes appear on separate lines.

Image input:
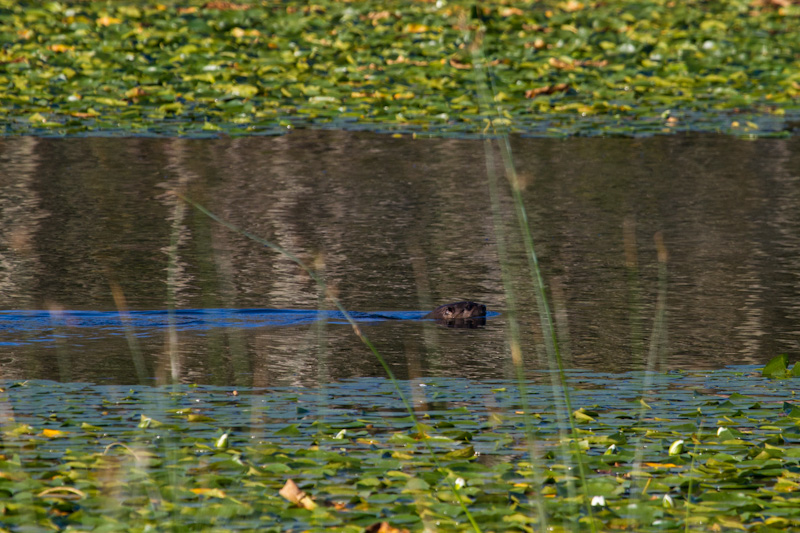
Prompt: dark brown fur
<box><xmin>425</xmin><ymin>301</ymin><xmax>487</xmax><ymax>320</ymax></box>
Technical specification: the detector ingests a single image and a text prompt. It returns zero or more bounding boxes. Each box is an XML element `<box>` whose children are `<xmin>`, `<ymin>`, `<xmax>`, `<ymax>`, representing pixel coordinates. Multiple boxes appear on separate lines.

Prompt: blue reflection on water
<box><xmin>0</xmin><ymin>308</ymin><xmax>499</xmax><ymax>346</ymax></box>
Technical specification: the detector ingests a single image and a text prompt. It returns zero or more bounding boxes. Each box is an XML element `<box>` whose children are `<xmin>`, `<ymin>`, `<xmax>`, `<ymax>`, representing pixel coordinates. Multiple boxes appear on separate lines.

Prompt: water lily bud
<box><xmin>668</xmin><ymin>439</ymin><xmax>684</xmax><ymax>456</ymax></box>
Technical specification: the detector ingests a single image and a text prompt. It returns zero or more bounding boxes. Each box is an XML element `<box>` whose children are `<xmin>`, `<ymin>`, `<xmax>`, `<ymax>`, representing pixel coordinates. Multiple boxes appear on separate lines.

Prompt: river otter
<box><xmin>425</xmin><ymin>301</ymin><xmax>487</xmax><ymax>320</ymax></box>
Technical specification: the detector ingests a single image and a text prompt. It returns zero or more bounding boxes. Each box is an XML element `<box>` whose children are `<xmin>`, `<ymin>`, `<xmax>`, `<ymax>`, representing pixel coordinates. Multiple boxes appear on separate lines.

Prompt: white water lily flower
<box><xmin>455</xmin><ymin>477</ymin><xmax>465</xmax><ymax>490</ymax></box>
<box><xmin>334</xmin><ymin>429</ymin><xmax>346</xmax><ymax>439</ymax></box>
<box><xmin>663</xmin><ymin>494</ymin><xmax>674</xmax><ymax>508</ymax></box>
<box><xmin>591</xmin><ymin>495</ymin><xmax>606</xmax><ymax>507</ymax></box>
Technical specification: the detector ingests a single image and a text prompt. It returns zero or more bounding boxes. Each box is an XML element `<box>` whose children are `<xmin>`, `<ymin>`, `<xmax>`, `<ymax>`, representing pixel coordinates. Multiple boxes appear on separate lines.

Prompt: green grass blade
<box><xmin>467</xmin><ymin>24</ymin><xmax>595</xmax><ymax>532</ymax></box>
<box><xmin>176</xmin><ymin>192</ymin><xmax>483</xmax><ymax>532</ymax></box>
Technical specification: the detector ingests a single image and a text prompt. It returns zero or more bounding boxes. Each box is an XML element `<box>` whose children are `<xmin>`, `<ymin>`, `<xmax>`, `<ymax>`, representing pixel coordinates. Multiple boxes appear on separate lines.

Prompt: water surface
<box><xmin>1</xmin><ymin>132</ymin><xmax>798</xmax><ymax>385</ymax></box>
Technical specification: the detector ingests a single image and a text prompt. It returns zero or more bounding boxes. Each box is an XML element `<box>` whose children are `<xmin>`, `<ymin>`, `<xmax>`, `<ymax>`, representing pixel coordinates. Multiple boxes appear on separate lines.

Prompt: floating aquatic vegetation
<box><xmin>0</xmin><ymin>0</ymin><xmax>798</xmax><ymax>137</ymax></box>
<box><xmin>1</xmin><ymin>367</ymin><xmax>799</xmax><ymax>531</ymax></box>
<box><xmin>761</xmin><ymin>353</ymin><xmax>800</xmax><ymax>379</ymax></box>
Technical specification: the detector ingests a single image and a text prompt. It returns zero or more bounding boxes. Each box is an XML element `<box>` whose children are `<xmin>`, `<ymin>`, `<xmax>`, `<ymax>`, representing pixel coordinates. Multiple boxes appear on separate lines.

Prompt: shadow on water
<box><xmin>0</xmin><ymin>131</ymin><xmax>799</xmax><ymax>385</ymax></box>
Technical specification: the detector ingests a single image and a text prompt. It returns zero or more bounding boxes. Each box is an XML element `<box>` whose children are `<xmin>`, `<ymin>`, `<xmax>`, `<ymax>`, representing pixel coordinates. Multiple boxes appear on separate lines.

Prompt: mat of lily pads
<box><xmin>2</xmin><ymin>366</ymin><xmax>800</xmax><ymax>531</ymax></box>
<box><xmin>1</xmin><ymin>0</ymin><xmax>798</xmax><ymax>138</ymax></box>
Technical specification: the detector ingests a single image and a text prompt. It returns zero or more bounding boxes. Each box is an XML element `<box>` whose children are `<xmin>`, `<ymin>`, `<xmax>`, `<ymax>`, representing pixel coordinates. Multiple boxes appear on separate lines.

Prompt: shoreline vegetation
<box><xmin>2</xmin><ymin>369</ymin><xmax>800</xmax><ymax>532</ymax></box>
<box><xmin>1</xmin><ymin>0</ymin><xmax>798</xmax><ymax>137</ymax></box>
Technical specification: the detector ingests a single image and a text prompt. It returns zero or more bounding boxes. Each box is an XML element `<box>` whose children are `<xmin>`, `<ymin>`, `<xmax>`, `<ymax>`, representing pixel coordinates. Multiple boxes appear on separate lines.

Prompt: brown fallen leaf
<box><xmin>449</xmin><ymin>57</ymin><xmax>502</xmax><ymax>70</ymax></box>
<box><xmin>563</xmin><ymin>0</ymin><xmax>585</xmax><ymax>12</ymax></box>
<box><xmin>525</xmin><ymin>83</ymin><xmax>571</xmax><ymax>98</ymax></box>
<box><xmin>203</xmin><ymin>1</ymin><xmax>251</xmax><ymax>10</ymax></box>
<box><xmin>549</xmin><ymin>57</ymin><xmax>575</xmax><ymax>70</ymax></box>
<box><xmin>524</xmin><ymin>38</ymin><xmax>548</xmax><ymax>50</ymax></box>
<box><xmin>365</xmin><ymin>522</ymin><xmax>410</xmax><ymax>533</ymax></box>
<box><xmin>279</xmin><ymin>479</ymin><xmax>317</xmax><ymax>510</ymax></box>
<box><xmin>449</xmin><ymin>58</ymin><xmax>473</xmax><ymax>70</ymax></box>
<box><xmin>499</xmin><ymin>7</ymin><xmax>525</xmax><ymax>16</ymax></box>
<box><xmin>579</xmin><ymin>59</ymin><xmax>608</xmax><ymax>68</ymax></box>
<box><xmin>364</xmin><ymin>10</ymin><xmax>393</xmax><ymax>23</ymax></box>
<box><xmin>751</xmin><ymin>0</ymin><xmax>793</xmax><ymax>7</ymax></box>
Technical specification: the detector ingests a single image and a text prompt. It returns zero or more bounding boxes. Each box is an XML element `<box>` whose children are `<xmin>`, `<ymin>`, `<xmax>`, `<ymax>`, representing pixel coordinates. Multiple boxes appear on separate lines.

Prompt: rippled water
<box><xmin>1</xmin><ymin>132</ymin><xmax>799</xmax><ymax>385</ymax></box>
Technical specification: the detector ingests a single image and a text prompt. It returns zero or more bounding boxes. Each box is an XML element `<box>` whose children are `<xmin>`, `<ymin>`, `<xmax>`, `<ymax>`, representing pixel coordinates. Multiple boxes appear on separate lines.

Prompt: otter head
<box><xmin>427</xmin><ymin>301</ymin><xmax>487</xmax><ymax>320</ymax></box>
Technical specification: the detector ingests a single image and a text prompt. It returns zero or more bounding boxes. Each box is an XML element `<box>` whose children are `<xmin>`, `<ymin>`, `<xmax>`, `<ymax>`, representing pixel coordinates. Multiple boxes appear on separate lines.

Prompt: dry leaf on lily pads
<box><xmin>525</xmin><ymin>84</ymin><xmax>571</xmax><ymax>98</ymax></box>
<box><xmin>365</xmin><ymin>522</ymin><xmax>410</xmax><ymax>533</ymax></box>
<box><xmin>279</xmin><ymin>479</ymin><xmax>317</xmax><ymax>510</ymax></box>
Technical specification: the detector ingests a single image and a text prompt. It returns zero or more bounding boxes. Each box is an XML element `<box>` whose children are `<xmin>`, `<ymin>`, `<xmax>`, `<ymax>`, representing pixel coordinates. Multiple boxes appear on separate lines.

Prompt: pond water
<box><xmin>1</xmin><ymin>131</ymin><xmax>799</xmax><ymax>386</ymax></box>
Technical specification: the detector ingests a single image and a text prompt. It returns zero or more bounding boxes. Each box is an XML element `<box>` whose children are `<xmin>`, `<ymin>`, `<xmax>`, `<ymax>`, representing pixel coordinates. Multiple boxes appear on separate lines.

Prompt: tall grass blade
<box><xmin>176</xmin><ymin>192</ymin><xmax>483</xmax><ymax>532</ymax></box>
<box><xmin>163</xmin><ymin>194</ymin><xmax>195</xmax><ymax>528</ymax></box>
<box><xmin>628</xmin><ymin>231</ymin><xmax>669</xmax><ymax>524</ymax></box>
<box><xmin>165</xmin><ymin>198</ymin><xmax>185</xmax><ymax>383</ymax></box>
<box><xmin>109</xmin><ymin>280</ymin><xmax>149</xmax><ymax>384</ymax></box>
<box><xmin>685</xmin><ymin>419</ymin><xmax>703</xmax><ymax>533</ymax></box>
<box><xmin>466</xmin><ymin>22</ymin><xmax>595</xmax><ymax>532</ymax></box>
<box><xmin>45</xmin><ymin>306</ymin><xmax>73</xmax><ymax>382</ymax></box>
<box><xmin>482</xmin><ymin>138</ymin><xmax>548</xmax><ymax>532</ymax></box>
<box><xmin>623</xmin><ymin>217</ymin><xmax>645</xmax><ymax>361</ymax></box>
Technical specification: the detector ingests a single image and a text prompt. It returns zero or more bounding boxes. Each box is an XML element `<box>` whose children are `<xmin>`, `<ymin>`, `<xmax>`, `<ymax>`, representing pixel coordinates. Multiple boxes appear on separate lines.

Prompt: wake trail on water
<box><xmin>0</xmin><ymin>308</ymin><xmax>433</xmax><ymax>346</ymax></box>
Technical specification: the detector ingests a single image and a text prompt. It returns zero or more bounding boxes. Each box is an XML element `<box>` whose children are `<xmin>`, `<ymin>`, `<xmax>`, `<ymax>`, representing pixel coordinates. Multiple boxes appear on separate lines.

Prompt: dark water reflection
<box><xmin>1</xmin><ymin>132</ymin><xmax>799</xmax><ymax>385</ymax></box>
